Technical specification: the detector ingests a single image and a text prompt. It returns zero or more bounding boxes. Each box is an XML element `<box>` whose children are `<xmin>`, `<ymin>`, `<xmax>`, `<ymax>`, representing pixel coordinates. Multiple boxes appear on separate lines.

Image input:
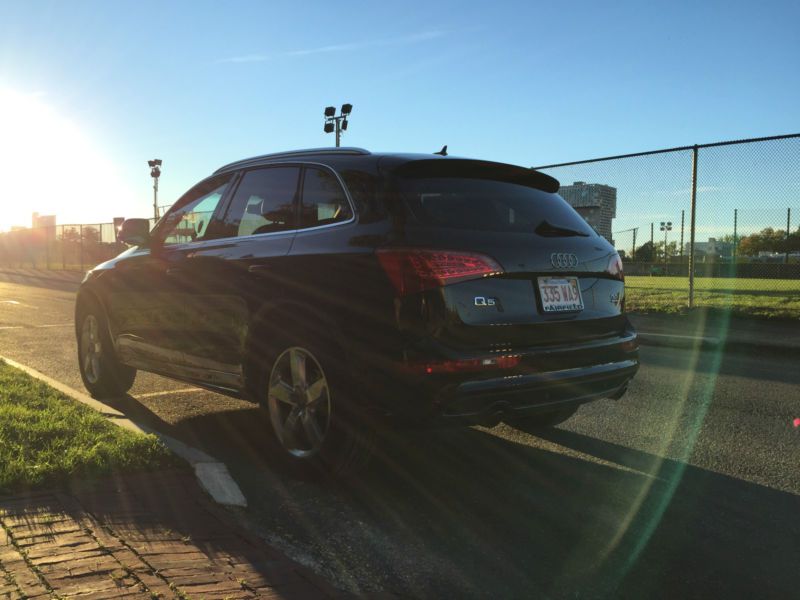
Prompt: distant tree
<box><xmin>738</xmin><ymin>227</ymin><xmax>788</xmax><ymax>256</ymax></box>
<box><xmin>81</xmin><ymin>226</ymin><xmax>100</xmax><ymax>245</ymax></box>
<box><xmin>654</xmin><ymin>240</ymin><xmax>678</xmax><ymax>261</ymax></box>
<box><xmin>60</xmin><ymin>228</ymin><xmax>81</xmax><ymax>243</ymax></box>
<box><xmin>634</xmin><ymin>241</ymin><xmax>654</xmax><ymax>262</ymax></box>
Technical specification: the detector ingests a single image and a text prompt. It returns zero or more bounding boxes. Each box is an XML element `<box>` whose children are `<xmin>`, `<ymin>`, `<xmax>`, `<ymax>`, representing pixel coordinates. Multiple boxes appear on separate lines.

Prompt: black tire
<box><xmin>76</xmin><ymin>297</ymin><xmax>136</xmax><ymax>398</ymax></box>
<box><xmin>257</xmin><ymin>328</ymin><xmax>374</xmax><ymax>477</ymax></box>
<box><xmin>504</xmin><ymin>405</ymin><xmax>579</xmax><ymax>432</ymax></box>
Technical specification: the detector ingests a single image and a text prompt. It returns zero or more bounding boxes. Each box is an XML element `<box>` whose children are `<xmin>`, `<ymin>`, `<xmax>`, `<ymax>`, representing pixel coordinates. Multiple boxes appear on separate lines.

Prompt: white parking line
<box><xmin>136</xmin><ymin>388</ymin><xmax>203</xmax><ymax>399</ymax></box>
<box><xmin>0</xmin><ymin>323</ymin><xmax>73</xmax><ymax>330</ymax></box>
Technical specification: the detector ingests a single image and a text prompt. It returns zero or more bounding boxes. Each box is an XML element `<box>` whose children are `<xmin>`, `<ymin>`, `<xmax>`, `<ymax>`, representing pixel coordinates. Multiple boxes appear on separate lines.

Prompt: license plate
<box><xmin>537</xmin><ymin>277</ymin><xmax>584</xmax><ymax>313</ymax></box>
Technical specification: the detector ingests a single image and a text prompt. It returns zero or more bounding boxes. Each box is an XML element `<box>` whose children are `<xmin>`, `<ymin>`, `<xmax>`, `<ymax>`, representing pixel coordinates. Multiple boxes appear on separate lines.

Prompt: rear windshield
<box><xmin>394</xmin><ymin>176</ymin><xmax>595</xmax><ymax>236</ymax></box>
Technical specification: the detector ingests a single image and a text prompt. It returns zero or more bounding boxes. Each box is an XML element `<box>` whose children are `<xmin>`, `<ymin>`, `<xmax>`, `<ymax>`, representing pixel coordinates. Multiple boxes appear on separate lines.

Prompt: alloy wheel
<box><xmin>267</xmin><ymin>346</ymin><xmax>332</xmax><ymax>458</ymax></box>
<box><xmin>80</xmin><ymin>314</ymin><xmax>102</xmax><ymax>384</ymax></box>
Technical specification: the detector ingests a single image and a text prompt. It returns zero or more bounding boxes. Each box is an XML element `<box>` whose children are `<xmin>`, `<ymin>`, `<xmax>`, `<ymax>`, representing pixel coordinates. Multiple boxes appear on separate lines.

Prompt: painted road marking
<box><xmin>0</xmin><ymin>323</ymin><xmax>72</xmax><ymax>330</ymax></box>
<box><xmin>136</xmin><ymin>388</ymin><xmax>203</xmax><ymax>399</ymax></box>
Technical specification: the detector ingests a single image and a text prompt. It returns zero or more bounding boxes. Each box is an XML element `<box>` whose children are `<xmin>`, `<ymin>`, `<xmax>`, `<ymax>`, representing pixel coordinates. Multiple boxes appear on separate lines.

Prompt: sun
<box><xmin>0</xmin><ymin>88</ymin><xmax>133</xmax><ymax>232</ymax></box>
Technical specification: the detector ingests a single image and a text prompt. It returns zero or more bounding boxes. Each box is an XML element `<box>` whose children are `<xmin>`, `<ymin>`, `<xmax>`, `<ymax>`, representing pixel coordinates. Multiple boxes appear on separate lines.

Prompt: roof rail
<box><xmin>214</xmin><ymin>147</ymin><xmax>371</xmax><ymax>173</ymax></box>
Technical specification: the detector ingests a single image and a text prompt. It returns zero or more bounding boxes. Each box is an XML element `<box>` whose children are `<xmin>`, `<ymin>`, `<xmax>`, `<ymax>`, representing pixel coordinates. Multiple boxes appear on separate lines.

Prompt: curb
<box><xmin>637</xmin><ymin>332</ymin><xmax>720</xmax><ymax>351</ymax></box>
<box><xmin>0</xmin><ymin>355</ymin><xmax>248</xmax><ymax>508</ymax></box>
<box><xmin>637</xmin><ymin>331</ymin><xmax>800</xmax><ymax>357</ymax></box>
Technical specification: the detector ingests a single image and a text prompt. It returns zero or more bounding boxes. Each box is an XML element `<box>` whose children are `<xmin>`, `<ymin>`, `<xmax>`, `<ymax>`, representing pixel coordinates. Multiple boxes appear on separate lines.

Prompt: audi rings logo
<box><xmin>550</xmin><ymin>253</ymin><xmax>579</xmax><ymax>269</ymax></box>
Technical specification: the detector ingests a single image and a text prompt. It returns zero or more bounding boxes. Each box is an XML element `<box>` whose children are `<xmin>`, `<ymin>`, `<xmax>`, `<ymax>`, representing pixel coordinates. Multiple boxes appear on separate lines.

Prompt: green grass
<box><xmin>625</xmin><ymin>276</ymin><xmax>800</xmax><ymax>318</ymax></box>
<box><xmin>0</xmin><ymin>361</ymin><xmax>180</xmax><ymax>493</ymax></box>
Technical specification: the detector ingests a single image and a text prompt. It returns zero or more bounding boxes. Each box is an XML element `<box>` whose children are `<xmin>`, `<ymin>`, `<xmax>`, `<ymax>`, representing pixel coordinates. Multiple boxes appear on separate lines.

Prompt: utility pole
<box><xmin>688</xmin><ymin>146</ymin><xmax>699</xmax><ymax>308</ymax></box>
<box><xmin>148</xmin><ymin>159</ymin><xmax>162</xmax><ymax>220</ymax></box>
<box><xmin>680</xmin><ymin>209</ymin><xmax>685</xmax><ymax>261</ymax></box>
<box><xmin>787</xmin><ymin>207</ymin><xmax>792</xmax><ymax>265</ymax></box>
<box><xmin>323</xmin><ymin>104</ymin><xmax>353</xmax><ymax>147</ymax></box>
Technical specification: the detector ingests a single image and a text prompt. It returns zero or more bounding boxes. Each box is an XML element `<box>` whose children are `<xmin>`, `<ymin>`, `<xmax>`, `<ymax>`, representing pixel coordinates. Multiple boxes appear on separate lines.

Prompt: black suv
<box><xmin>75</xmin><ymin>148</ymin><xmax>638</xmax><ymax>473</ymax></box>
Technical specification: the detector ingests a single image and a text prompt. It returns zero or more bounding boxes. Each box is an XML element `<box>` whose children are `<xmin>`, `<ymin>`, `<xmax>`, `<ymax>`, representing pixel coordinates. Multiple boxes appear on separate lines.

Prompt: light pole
<box><xmin>660</xmin><ymin>221</ymin><xmax>673</xmax><ymax>274</ymax></box>
<box><xmin>323</xmin><ymin>104</ymin><xmax>352</xmax><ymax>147</ymax></box>
<box><xmin>148</xmin><ymin>159</ymin><xmax>162</xmax><ymax>220</ymax></box>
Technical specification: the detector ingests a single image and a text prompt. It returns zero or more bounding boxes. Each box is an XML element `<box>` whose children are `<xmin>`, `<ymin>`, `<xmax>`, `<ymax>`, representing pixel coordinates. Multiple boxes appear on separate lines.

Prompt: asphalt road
<box><xmin>1</xmin><ymin>272</ymin><xmax>798</xmax><ymax>599</ymax></box>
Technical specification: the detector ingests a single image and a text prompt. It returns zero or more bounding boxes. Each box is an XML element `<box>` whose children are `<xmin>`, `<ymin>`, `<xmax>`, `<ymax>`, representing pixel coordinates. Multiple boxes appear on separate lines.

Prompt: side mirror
<box><xmin>118</xmin><ymin>218</ymin><xmax>151</xmax><ymax>246</ymax></box>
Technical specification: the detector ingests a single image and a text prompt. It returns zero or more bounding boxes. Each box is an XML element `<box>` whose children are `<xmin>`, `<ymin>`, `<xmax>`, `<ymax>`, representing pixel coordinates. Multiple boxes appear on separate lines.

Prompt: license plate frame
<box><xmin>537</xmin><ymin>276</ymin><xmax>584</xmax><ymax>313</ymax></box>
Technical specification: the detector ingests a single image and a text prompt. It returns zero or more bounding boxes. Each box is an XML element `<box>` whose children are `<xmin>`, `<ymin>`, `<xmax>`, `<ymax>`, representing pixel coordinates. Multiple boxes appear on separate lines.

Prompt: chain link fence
<box><xmin>535</xmin><ymin>134</ymin><xmax>800</xmax><ymax>317</ymax></box>
<box><xmin>0</xmin><ymin>219</ymin><xmax>158</xmax><ymax>272</ymax></box>
<box><xmin>1</xmin><ymin>134</ymin><xmax>798</xmax><ymax>317</ymax></box>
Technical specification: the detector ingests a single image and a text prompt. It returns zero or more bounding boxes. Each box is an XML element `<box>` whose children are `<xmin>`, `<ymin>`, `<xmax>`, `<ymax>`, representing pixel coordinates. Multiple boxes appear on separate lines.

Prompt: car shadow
<box><xmin>111</xmin><ymin>396</ymin><xmax>800</xmax><ymax>599</ymax></box>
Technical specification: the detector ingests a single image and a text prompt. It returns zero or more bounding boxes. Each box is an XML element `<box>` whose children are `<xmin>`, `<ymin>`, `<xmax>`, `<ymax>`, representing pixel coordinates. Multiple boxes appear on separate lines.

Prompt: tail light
<box><xmin>376</xmin><ymin>248</ymin><xmax>503</xmax><ymax>295</ymax></box>
<box><xmin>607</xmin><ymin>252</ymin><xmax>624</xmax><ymax>282</ymax></box>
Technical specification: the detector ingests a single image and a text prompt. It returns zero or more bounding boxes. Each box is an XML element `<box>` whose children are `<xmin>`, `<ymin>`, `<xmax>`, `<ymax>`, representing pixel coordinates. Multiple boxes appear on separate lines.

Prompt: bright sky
<box><xmin>0</xmin><ymin>0</ymin><xmax>798</xmax><ymax>232</ymax></box>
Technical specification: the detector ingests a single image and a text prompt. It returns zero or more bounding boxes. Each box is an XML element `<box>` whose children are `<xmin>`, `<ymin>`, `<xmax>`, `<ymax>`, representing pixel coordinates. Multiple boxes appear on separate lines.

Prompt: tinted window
<box><xmin>227</xmin><ymin>167</ymin><xmax>300</xmax><ymax>236</ymax></box>
<box><xmin>300</xmin><ymin>168</ymin><xmax>352</xmax><ymax>228</ymax></box>
<box><xmin>395</xmin><ymin>176</ymin><xmax>595</xmax><ymax>235</ymax></box>
<box><xmin>160</xmin><ymin>177</ymin><xmax>231</xmax><ymax>245</ymax></box>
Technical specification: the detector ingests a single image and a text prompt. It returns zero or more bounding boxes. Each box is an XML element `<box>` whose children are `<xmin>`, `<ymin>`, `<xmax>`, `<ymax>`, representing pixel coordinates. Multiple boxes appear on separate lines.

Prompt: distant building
<box><xmin>32</xmin><ymin>212</ymin><xmax>56</xmax><ymax>229</ymax></box>
<box><xmin>558</xmin><ymin>181</ymin><xmax>617</xmax><ymax>243</ymax></box>
<box><xmin>32</xmin><ymin>212</ymin><xmax>57</xmax><ymax>241</ymax></box>
<box><xmin>685</xmin><ymin>237</ymin><xmax>733</xmax><ymax>260</ymax></box>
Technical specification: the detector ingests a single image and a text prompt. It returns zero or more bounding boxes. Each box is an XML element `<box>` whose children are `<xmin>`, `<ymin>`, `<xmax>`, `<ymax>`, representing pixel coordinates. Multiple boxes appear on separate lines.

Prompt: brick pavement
<box><xmin>0</xmin><ymin>470</ymin><xmax>342</xmax><ymax>600</ymax></box>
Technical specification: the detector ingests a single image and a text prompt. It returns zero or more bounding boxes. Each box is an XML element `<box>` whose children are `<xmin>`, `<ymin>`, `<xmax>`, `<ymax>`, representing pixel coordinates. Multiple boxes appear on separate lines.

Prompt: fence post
<box><xmin>786</xmin><ymin>207</ymin><xmax>791</xmax><ymax>264</ymax></box>
<box><xmin>680</xmin><ymin>209</ymin><xmax>685</xmax><ymax>261</ymax></box>
<box><xmin>733</xmin><ymin>208</ymin><xmax>738</xmax><ymax>263</ymax></box>
<box><xmin>688</xmin><ymin>146</ymin><xmax>699</xmax><ymax>308</ymax></box>
<box><xmin>632</xmin><ymin>228</ymin><xmax>637</xmax><ymax>260</ymax></box>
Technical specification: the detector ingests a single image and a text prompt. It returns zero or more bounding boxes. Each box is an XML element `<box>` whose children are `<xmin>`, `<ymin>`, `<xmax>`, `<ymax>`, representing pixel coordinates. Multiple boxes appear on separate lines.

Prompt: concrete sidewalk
<box><xmin>629</xmin><ymin>311</ymin><xmax>800</xmax><ymax>355</ymax></box>
<box><xmin>0</xmin><ymin>470</ymin><xmax>344</xmax><ymax>600</ymax></box>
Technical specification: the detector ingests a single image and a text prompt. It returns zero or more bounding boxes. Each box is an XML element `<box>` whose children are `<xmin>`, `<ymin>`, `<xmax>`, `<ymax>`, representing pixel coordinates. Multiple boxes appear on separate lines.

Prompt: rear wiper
<box><xmin>535</xmin><ymin>220</ymin><xmax>590</xmax><ymax>237</ymax></box>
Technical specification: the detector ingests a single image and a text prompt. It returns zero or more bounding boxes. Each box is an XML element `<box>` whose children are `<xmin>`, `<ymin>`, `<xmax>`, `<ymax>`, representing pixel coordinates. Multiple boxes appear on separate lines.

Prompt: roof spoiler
<box><xmin>392</xmin><ymin>159</ymin><xmax>560</xmax><ymax>193</ymax></box>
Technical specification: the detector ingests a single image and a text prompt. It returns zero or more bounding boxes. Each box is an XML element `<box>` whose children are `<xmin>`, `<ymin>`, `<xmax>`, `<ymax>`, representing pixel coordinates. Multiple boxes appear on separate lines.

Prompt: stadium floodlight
<box><xmin>148</xmin><ymin>159</ymin><xmax>162</xmax><ymax>220</ymax></box>
<box><xmin>322</xmin><ymin>103</ymin><xmax>353</xmax><ymax>147</ymax></box>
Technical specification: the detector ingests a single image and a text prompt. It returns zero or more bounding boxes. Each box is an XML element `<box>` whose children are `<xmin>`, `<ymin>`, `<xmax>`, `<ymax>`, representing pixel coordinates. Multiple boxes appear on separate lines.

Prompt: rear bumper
<box><xmin>372</xmin><ymin>329</ymin><xmax>639</xmax><ymax>426</ymax></box>
<box><xmin>437</xmin><ymin>358</ymin><xmax>637</xmax><ymax>424</ymax></box>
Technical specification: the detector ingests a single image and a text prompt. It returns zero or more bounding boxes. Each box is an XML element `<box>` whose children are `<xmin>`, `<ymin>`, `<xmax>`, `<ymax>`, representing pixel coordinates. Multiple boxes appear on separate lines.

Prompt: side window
<box><xmin>300</xmin><ymin>167</ymin><xmax>353</xmax><ymax>228</ymax></box>
<box><xmin>226</xmin><ymin>167</ymin><xmax>300</xmax><ymax>237</ymax></box>
<box><xmin>160</xmin><ymin>177</ymin><xmax>231</xmax><ymax>246</ymax></box>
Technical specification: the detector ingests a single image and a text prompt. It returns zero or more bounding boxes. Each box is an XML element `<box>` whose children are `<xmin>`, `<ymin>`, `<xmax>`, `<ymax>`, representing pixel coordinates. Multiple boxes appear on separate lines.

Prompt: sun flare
<box><xmin>0</xmin><ymin>88</ymin><xmax>133</xmax><ymax>232</ymax></box>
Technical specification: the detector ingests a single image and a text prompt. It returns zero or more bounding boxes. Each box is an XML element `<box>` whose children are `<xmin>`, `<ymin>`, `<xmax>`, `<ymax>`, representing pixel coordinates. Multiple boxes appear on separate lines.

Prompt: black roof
<box><xmin>213</xmin><ymin>147</ymin><xmax>560</xmax><ymax>192</ymax></box>
<box><xmin>213</xmin><ymin>147</ymin><xmax>372</xmax><ymax>174</ymax></box>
